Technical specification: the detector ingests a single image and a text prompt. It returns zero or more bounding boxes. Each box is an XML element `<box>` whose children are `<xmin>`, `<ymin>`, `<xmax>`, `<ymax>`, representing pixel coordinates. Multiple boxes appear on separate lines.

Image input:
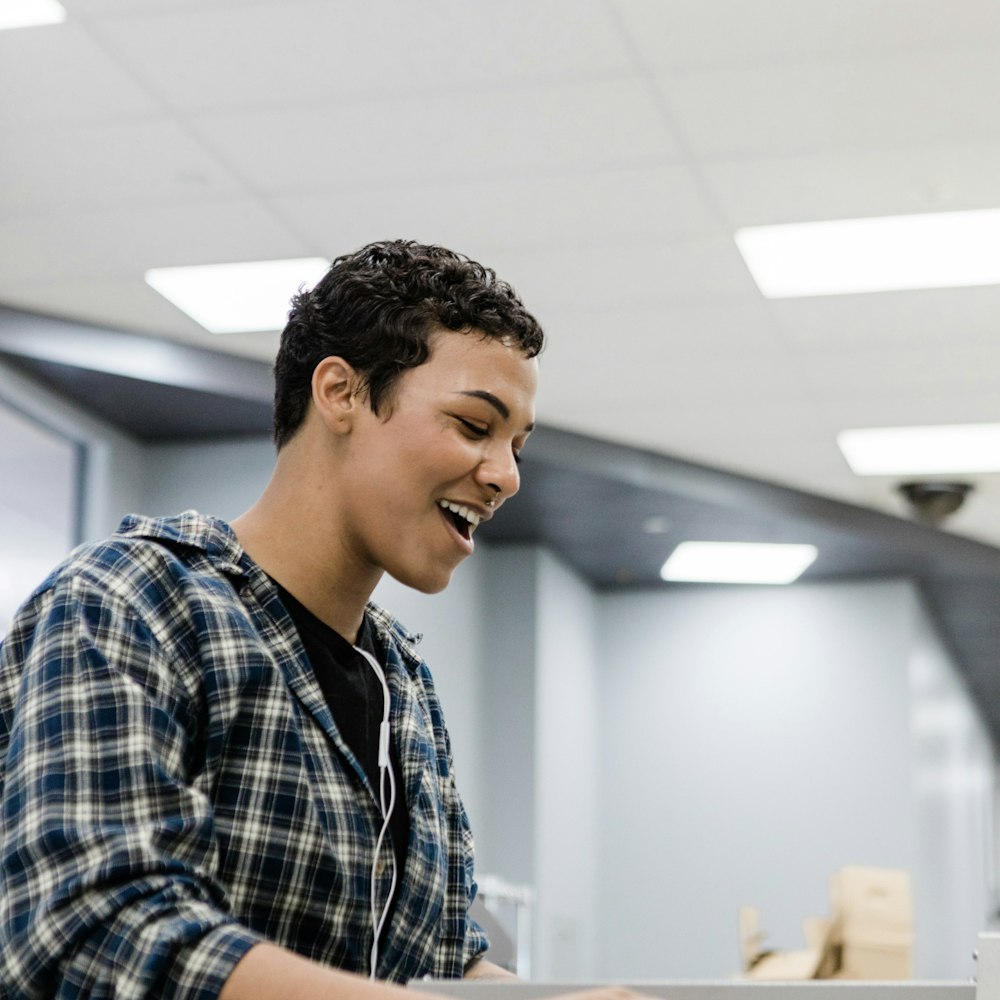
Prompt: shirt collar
<box><xmin>114</xmin><ymin>509</ymin><xmax>247</xmax><ymax>577</ymax></box>
<box><xmin>113</xmin><ymin>510</ymin><xmax>425</xmax><ymax>659</ymax></box>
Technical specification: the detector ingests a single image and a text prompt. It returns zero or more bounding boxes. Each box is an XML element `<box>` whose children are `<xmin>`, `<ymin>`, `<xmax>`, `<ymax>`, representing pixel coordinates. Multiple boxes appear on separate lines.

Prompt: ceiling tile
<box><xmin>663</xmin><ymin>49</ymin><xmax>1000</xmax><ymax>157</ymax></box>
<box><xmin>791</xmin><ymin>344</ymin><xmax>1000</xmax><ymax>399</ymax></box>
<box><xmin>541</xmin><ymin>298</ymin><xmax>782</xmax><ymax>367</ymax></box>
<box><xmin>271</xmin><ymin>165</ymin><xmax>720</xmax><ymax>260</ymax></box>
<box><xmin>0</xmin><ymin>19</ymin><xmax>159</xmax><ymax>129</ymax></box>
<box><xmin>820</xmin><ymin>391</ymin><xmax>1000</xmax><ymax>431</ymax></box>
<box><xmin>544</xmin><ymin>350</ymin><xmax>806</xmax><ymax>412</ymax></box>
<box><xmin>0</xmin><ymin>200</ymin><xmax>310</xmax><ymax>286</ymax></box>
<box><xmin>189</xmin><ymin>78</ymin><xmax>678</xmax><ymax>193</ymax></box>
<box><xmin>89</xmin><ymin>0</ymin><xmax>632</xmax><ymax>112</ymax></box>
<box><xmin>488</xmin><ymin>237</ymin><xmax>758</xmax><ymax>318</ymax></box>
<box><xmin>614</xmin><ymin>0</ymin><xmax>1000</xmax><ymax>71</ymax></box>
<box><xmin>65</xmin><ymin>0</ymin><xmax>269</xmax><ymax>10</ymax></box>
<box><xmin>704</xmin><ymin>141</ymin><xmax>1000</xmax><ymax>228</ymax></box>
<box><xmin>542</xmin><ymin>398</ymin><xmax>837</xmax><ymax>487</ymax></box>
<box><xmin>768</xmin><ymin>286</ymin><xmax>1000</xmax><ymax>350</ymax></box>
<box><xmin>0</xmin><ymin>119</ymin><xmax>246</xmax><ymax>216</ymax></box>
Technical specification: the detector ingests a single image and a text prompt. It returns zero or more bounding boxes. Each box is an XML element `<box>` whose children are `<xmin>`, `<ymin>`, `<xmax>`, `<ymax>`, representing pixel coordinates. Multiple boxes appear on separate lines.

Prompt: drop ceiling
<box><xmin>2</xmin><ymin>2</ymin><xmax>1000</xmax><ymax>733</ymax></box>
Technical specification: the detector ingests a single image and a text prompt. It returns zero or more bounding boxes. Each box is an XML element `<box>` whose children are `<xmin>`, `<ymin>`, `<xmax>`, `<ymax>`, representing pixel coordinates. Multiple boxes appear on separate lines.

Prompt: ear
<box><xmin>311</xmin><ymin>356</ymin><xmax>362</xmax><ymax>434</ymax></box>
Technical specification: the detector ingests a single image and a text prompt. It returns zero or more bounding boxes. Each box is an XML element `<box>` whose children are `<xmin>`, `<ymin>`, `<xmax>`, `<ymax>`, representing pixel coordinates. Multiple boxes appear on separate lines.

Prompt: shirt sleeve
<box><xmin>0</xmin><ymin>571</ymin><xmax>263</xmax><ymax>1000</ymax></box>
<box><xmin>460</xmin><ymin>818</ymin><xmax>490</xmax><ymax>971</ymax></box>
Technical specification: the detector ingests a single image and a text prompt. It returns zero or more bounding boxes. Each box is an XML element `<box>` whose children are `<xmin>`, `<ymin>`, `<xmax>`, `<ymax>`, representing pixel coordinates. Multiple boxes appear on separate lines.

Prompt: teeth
<box><xmin>438</xmin><ymin>499</ymin><xmax>482</xmax><ymax>527</ymax></box>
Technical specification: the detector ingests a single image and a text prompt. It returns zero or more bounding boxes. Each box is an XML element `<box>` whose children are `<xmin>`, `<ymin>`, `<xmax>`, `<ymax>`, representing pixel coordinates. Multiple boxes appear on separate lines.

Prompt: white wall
<box><xmin>0</xmin><ymin>360</ymin><xmax>146</xmax><ymax>542</ymax></box>
<box><xmin>533</xmin><ymin>550</ymin><xmax>600</xmax><ymax>982</ymax></box>
<box><xmin>594</xmin><ymin>579</ymin><xmax>991</xmax><ymax>981</ymax></box>
<box><xmin>0</xmin><ymin>400</ymin><xmax>77</xmax><ymax>631</ymax></box>
<box><xmin>140</xmin><ymin>435</ymin><xmax>276</xmax><ymax>521</ymax></box>
<box><xmin>474</xmin><ymin>545</ymin><xmax>538</xmax><ymax>886</ymax></box>
<box><xmin>0</xmin><ymin>361</ymin><xmax>146</xmax><ymax>631</ymax></box>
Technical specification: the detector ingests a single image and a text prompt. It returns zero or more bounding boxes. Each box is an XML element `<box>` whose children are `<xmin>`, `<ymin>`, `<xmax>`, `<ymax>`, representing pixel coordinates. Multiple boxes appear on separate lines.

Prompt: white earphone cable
<box><xmin>355</xmin><ymin>646</ymin><xmax>397</xmax><ymax>980</ymax></box>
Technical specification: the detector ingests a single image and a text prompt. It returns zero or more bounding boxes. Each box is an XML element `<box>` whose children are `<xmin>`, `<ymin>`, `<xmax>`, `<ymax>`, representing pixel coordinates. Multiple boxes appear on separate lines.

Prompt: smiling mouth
<box><xmin>438</xmin><ymin>499</ymin><xmax>481</xmax><ymax>541</ymax></box>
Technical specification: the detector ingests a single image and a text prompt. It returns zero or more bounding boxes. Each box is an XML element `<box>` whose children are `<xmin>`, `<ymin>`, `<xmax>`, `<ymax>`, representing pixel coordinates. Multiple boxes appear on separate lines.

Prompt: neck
<box><xmin>231</xmin><ymin>448</ymin><xmax>381</xmax><ymax>643</ymax></box>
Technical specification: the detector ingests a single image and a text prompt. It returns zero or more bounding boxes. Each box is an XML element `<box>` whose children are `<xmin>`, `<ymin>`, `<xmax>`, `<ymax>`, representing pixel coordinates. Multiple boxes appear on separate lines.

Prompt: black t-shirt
<box><xmin>274</xmin><ymin>583</ymin><xmax>409</xmax><ymax>920</ymax></box>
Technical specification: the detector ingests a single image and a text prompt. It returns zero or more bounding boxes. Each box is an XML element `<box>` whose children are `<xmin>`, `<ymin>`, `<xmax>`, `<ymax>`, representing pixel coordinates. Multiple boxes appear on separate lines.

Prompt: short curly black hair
<box><xmin>272</xmin><ymin>239</ymin><xmax>544</xmax><ymax>449</ymax></box>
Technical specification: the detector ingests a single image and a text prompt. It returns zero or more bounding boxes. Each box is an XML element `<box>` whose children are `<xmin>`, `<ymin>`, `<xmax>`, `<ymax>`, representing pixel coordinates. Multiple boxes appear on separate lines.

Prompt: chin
<box><xmin>391</xmin><ymin>565</ymin><xmax>457</xmax><ymax>595</ymax></box>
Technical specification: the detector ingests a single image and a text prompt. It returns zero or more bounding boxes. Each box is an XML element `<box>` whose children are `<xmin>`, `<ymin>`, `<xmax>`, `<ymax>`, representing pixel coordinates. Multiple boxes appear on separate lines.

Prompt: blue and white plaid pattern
<box><xmin>0</xmin><ymin>512</ymin><xmax>487</xmax><ymax>1000</ymax></box>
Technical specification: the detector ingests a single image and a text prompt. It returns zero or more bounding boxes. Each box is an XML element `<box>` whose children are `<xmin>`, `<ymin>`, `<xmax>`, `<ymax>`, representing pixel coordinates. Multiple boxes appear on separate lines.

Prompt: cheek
<box><xmin>414</xmin><ymin>425</ymin><xmax>478</xmax><ymax>475</ymax></box>
<box><xmin>365</xmin><ymin>413</ymin><xmax>477</xmax><ymax>490</ymax></box>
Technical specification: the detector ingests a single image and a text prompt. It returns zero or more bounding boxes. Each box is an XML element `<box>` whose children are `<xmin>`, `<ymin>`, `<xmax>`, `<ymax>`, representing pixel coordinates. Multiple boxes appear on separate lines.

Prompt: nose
<box><xmin>478</xmin><ymin>444</ymin><xmax>520</xmax><ymax>501</ymax></box>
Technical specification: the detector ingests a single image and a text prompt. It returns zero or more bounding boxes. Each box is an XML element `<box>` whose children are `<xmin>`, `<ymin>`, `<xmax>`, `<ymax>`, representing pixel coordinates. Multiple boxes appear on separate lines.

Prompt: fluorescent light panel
<box><xmin>660</xmin><ymin>542</ymin><xmax>818</xmax><ymax>585</ymax></box>
<box><xmin>735</xmin><ymin>208</ymin><xmax>1000</xmax><ymax>298</ymax></box>
<box><xmin>838</xmin><ymin>423</ymin><xmax>1000</xmax><ymax>476</ymax></box>
<box><xmin>0</xmin><ymin>0</ymin><xmax>65</xmax><ymax>29</ymax></box>
<box><xmin>145</xmin><ymin>258</ymin><xmax>330</xmax><ymax>334</ymax></box>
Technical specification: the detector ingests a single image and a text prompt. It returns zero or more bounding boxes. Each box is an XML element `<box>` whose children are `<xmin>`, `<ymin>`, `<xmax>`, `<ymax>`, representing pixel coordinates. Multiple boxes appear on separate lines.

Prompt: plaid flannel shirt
<box><xmin>0</xmin><ymin>511</ymin><xmax>487</xmax><ymax>999</ymax></box>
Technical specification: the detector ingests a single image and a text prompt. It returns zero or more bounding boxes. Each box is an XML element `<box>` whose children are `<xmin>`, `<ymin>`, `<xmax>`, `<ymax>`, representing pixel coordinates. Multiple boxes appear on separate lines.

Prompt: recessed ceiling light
<box><xmin>735</xmin><ymin>209</ymin><xmax>1000</xmax><ymax>298</ymax></box>
<box><xmin>0</xmin><ymin>0</ymin><xmax>66</xmax><ymax>29</ymax></box>
<box><xmin>837</xmin><ymin>423</ymin><xmax>1000</xmax><ymax>476</ymax></box>
<box><xmin>660</xmin><ymin>541</ymin><xmax>818</xmax><ymax>585</ymax></box>
<box><xmin>642</xmin><ymin>515</ymin><xmax>671</xmax><ymax>535</ymax></box>
<box><xmin>145</xmin><ymin>257</ymin><xmax>330</xmax><ymax>334</ymax></box>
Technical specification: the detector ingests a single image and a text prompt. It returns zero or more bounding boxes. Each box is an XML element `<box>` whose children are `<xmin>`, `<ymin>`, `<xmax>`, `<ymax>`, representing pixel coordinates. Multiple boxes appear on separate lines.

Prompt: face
<box><xmin>337</xmin><ymin>329</ymin><xmax>538</xmax><ymax>594</ymax></box>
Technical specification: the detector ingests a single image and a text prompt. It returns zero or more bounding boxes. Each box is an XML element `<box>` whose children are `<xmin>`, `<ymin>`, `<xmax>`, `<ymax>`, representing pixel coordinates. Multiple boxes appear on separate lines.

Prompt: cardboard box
<box><xmin>836</xmin><ymin>944</ymin><xmax>912</xmax><ymax>981</ymax></box>
<box><xmin>739</xmin><ymin>905</ymin><xmax>824</xmax><ymax>981</ymax></box>
<box><xmin>738</xmin><ymin>866</ymin><xmax>913</xmax><ymax>981</ymax></box>
<box><xmin>831</xmin><ymin>866</ymin><xmax>913</xmax><ymax>942</ymax></box>
<box><xmin>833</xmin><ymin>866</ymin><xmax>913</xmax><ymax>979</ymax></box>
<box><xmin>745</xmin><ymin>949</ymin><xmax>824</xmax><ymax>981</ymax></box>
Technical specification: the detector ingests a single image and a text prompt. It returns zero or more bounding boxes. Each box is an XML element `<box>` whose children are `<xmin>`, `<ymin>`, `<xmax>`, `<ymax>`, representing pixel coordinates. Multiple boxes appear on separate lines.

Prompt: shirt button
<box><xmin>376</xmin><ymin>859</ymin><xmax>387</xmax><ymax>876</ymax></box>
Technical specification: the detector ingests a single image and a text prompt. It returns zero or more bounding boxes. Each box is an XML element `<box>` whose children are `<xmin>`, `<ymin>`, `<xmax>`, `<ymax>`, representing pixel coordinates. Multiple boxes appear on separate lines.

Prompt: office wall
<box><xmin>594</xmin><ymin>580</ymin><xmax>992</xmax><ymax>981</ymax></box>
<box><xmin>0</xmin><ymin>360</ymin><xmax>145</xmax><ymax>543</ymax></box>
<box><xmin>140</xmin><ymin>435</ymin><xmax>276</xmax><ymax>521</ymax></box>
<box><xmin>533</xmin><ymin>550</ymin><xmax>600</xmax><ymax>981</ymax></box>
<box><xmin>0</xmin><ymin>400</ymin><xmax>77</xmax><ymax>632</ymax></box>
<box><xmin>473</xmin><ymin>547</ymin><xmax>600</xmax><ymax>981</ymax></box>
<box><xmin>0</xmin><ymin>361</ymin><xmax>145</xmax><ymax>632</ymax></box>
<box><xmin>473</xmin><ymin>545</ymin><xmax>538</xmax><ymax>888</ymax></box>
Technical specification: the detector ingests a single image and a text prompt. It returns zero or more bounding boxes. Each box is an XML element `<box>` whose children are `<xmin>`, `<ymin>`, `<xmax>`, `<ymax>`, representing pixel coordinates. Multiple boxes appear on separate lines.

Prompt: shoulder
<box><xmin>14</xmin><ymin>511</ymin><xmax>249</xmax><ymax>644</ymax></box>
<box><xmin>0</xmin><ymin>514</ymin><xmax>241</xmax><ymax>719</ymax></box>
<box><xmin>65</xmin><ymin>509</ymin><xmax>240</xmax><ymax>583</ymax></box>
<box><xmin>1</xmin><ymin>512</ymin><xmax>266</xmax><ymax>709</ymax></box>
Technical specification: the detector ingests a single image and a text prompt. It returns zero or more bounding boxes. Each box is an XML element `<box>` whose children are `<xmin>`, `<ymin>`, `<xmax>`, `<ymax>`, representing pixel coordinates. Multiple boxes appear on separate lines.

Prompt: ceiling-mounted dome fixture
<box><xmin>897</xmin><ymin>481</ymin><xmax>974</xmax><ymax>526</ymax></box>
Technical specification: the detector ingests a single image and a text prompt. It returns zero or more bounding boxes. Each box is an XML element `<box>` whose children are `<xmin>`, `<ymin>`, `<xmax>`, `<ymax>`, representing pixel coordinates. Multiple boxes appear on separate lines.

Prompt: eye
<box><xmin>455</xmin><ymin>416</ymin><xmax>488</xmax><ymax>438</ymax></box>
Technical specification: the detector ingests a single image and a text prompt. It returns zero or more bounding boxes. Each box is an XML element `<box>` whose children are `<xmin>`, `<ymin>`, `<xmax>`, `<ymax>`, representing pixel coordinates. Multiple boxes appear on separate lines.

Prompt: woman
<box><xmin>0</xmin><ymin>241</ymin><xmax>641</xmax><ymax>1000</ymax></box>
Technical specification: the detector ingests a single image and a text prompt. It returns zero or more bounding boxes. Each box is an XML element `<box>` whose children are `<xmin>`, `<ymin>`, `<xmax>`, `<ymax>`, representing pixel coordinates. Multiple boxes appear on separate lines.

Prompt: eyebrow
<box><xmin>456</xmin><ymin>390</ymin><xmax>535</xmax><ymax>431</ymax></box>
